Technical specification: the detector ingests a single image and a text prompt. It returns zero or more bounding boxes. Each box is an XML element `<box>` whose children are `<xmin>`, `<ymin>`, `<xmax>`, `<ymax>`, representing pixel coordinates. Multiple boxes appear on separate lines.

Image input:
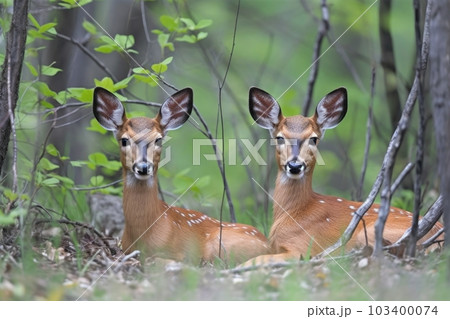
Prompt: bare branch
<box><xmin>388</xmin><ymin>195</ymin><xmax>444</xmax><ymax>250</ymax></box>
<box><xmin>390</xmin><ymin>162</ymin><xmax>415</xmax><ymax>194</ymax></box>
<box><xmin>302</xmin><ymin>0</ymin><xmax>329</xmax><ymax>116</ymax></box>
<box><xmin>374</xmin><ymin>0</ymin><xmax>431</xmax><ymax>257</ymax></box>
<box><xmin>318</xmin><ymin>0</ymin><xmax>432</xmax><ymax>258</ymax></box>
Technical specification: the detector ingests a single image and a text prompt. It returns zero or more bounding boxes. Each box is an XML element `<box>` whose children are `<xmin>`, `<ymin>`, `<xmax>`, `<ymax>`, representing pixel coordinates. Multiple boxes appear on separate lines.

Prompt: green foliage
<box><xmin>152</xmin><ymin>14</ymin><xmax>212</xmax><ymax>55</ymax></box>
<box><xmin>95</xmin><ymin>34</ymin><xmax>138</xmax><ymax>55</ymax></box>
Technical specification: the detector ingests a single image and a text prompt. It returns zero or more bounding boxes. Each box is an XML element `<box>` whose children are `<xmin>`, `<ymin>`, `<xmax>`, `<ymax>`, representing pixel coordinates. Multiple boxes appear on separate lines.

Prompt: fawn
<box><xmin>93</xmin><ymin>87</ymin><xmax>269</xmax><ymax>264</ymax></box>
<box><xmin>245</xmin><ymin>86</ymin><xmax>443</xmax><ymax>264</ymax></box>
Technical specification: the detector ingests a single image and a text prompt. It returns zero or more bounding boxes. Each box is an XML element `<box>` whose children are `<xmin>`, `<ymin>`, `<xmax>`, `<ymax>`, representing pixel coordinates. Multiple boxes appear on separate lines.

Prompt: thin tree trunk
<box><xmin>0</xmin><ymin>0</ymin><xmax>29</xmax><ymax>175</ymax></box>
<box><xmin>430</xmin><ymin>0</ymin><xmax>450</xmax><ymax>250</ymax></box>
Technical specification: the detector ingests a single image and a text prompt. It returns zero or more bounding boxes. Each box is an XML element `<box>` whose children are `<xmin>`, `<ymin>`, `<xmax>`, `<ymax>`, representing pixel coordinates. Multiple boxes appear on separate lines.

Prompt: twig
<box><xmin>390</xmin><ymin>162</ymin><xmax>415</xmax><ymax>194</ymax></box>
<box><xmin>215</xmin><ymin>0</ymin><xmax>241</xmax><ymax>226</ymax></box>
<box><xmin>71</xmin><ymin>179</ymin><xmax>122</xmax><ymax>191</ymax></box>
<box><xmin>421</xmin><ymin>229</ymin><xmax>444</xmax><ymax>249</ymax></box>
<box><xmin>356</xmin><ymin>67</ymin><xmax>376</xmax><ymax>201</ymax></box>
<box><xmin>302</xmin><ymin>0</ymin><xmax>329</xmax><ymax>116</ymax></box>
<box><xmin>389</xmin><ymin>195</ymin><xmax>444</xmax><ymax>250</ymax></box>
<box><xmin>299</xmin><ymin>0</ymin><xmax>366</xmax><ymax>92</ymax></box>
<box><xmin>36</xmin><ymin>217</ymin><xmax>113</xmax><ymax>253</ymax></box>
<box><xmin>53</xmin><ymin>32</ymin><xmax>118</xmax><ymax>83</ymax></box>
<box><xmin>113</xmin><ymin>250</ymin><xmax>140</xmax><ymax>272</ymax></box>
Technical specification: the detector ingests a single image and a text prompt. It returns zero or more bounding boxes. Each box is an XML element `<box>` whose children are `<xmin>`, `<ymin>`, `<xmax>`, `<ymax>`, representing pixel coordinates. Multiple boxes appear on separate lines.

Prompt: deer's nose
<box><xmin>287</xmin><ymin>160</ymin><xmax>305</xmax><ymax>175</ymax></box>
<box><xmin>133</xmin><ymin>162</ymin><xmax>150</xmax><ymax>175</ymax></box>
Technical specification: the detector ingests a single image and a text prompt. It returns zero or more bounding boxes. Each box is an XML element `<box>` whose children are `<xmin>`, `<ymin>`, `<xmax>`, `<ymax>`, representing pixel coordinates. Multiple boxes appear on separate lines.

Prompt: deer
<box><xmin>244</xmin><ymin>86</ymin><xmax>443</xmax><ymax>265</ymax></box>
<box><xmin>93</xmin><ymin>87</ymin><xmax>269</xmax><ymax>265</ymax></box>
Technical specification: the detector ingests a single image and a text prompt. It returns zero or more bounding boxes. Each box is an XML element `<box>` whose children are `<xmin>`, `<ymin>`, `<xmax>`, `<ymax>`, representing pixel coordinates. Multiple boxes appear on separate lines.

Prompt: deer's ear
<box><xmin>93</xmin><ymin>87</ymin><xmax>127</xmax><ymax>131</ymax></box>
<box><xmin>313</xmin><ymin>87</ymin><xmax>347</xmax><ymax>133</ymax></box>
<box><xmin>249</xmin><ymin>87</ymin><xmax>283</xmax><ymax>131</ymax></box>
<box><xmin>157</xmin><ymin>88</ymin><xmax>193</xmax><ymax>133</ymax></box>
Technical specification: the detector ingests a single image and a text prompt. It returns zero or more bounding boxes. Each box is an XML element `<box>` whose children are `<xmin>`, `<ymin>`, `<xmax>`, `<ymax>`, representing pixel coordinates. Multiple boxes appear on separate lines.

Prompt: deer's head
<box><xmin>93</xmin><ymin>87</ymin><xmax>193</xmax><ymax>185</ymax></box>
<box><xmin>249</xmin><ymin>87</ymin><xmax>347</xmax><ymax>180</ymax></box>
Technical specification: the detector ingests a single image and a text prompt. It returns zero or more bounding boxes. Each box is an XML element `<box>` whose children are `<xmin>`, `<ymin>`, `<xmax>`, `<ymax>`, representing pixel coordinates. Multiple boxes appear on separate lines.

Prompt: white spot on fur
<box><xmin>319</xmin><ymin>200</ymin><xmax>325</xmax><ymax>204</ymax></box>
<box><xmin>337</xmin><ymin>198</ymin><xmax>343</xmax><ymax>202</ymax></box>
<box><xmin>349</xmin><ymin>205</ymin><xmax>356</xmax><ymax>210</ymax></box>
<box><xmin>326</xmin><ymin>218</ymin><xmax>330</xmax><ymax>222</ymax></box>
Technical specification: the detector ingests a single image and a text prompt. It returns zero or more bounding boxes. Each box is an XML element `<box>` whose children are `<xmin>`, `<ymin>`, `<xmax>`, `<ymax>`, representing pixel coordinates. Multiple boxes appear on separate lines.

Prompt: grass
<box><xmin>1</xmin><ymin>221</ymin><xmax>449</xmax><ymax>301</ymax></box>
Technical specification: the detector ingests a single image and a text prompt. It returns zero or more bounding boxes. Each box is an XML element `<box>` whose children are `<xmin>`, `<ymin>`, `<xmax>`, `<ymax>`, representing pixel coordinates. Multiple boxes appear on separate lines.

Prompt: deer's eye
<box><xmin>155</xmin><ymin>137</ymin><xmax>163</xmax><ymax>147</ymax></box>
<box><xmin>121</xmin><ymin>138</ymin><xmax>129</xmax><ymax>147</ymax></box>
<box><xmin>276</xmin><ymin>136</ymin><xmax>285</xmax><ymax>145</ymax></box>
<box><xmin>309</xmin><ymin>137</ymin><xmax>318</xmax><ymax>146</ymax></box>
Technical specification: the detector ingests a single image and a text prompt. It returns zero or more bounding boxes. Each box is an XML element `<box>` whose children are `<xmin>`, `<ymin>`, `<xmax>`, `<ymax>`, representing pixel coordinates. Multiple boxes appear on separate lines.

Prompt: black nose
<box><xmin>133</xmin><ymin>162</ymin><xmax>150</xmax><ymax>175</ymax></box>
<box><xmin>287</xmin><ymin>161</ymin><xmax>305</xmax><ymax>174</ymax></box>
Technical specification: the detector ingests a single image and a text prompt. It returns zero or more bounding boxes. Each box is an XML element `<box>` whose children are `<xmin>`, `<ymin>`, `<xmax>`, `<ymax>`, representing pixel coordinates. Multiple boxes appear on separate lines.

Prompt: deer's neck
<box><xmin>122</xmin><ymin>173</ymin><xmax>161</xmax><ymax>228</ymax></box>
<box><xmin>273</xmin><ymin>171</ymin><xmax>315</xmax><ymax>218</ymax></box>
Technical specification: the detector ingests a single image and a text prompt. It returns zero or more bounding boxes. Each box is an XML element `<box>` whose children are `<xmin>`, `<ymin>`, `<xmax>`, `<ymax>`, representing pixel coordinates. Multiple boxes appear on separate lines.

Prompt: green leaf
<box><xmin>41</xmin><ymin>64</ymin><xmax>62</xmax><ymax>76</ymax></box>
<box><xmin>180</xmin><ymin>18</ymin><xmax>196</xmax><ymax>30</ymax></box>
<box><xmin>161</xmin><ymin>56</ymin><xmax>174</xmax><ymax>65</ymax></box>
<box><xmin>115</xmin><ymin>34</ymin><xmax>135</xmax><ymax>49</ymax></box>
<box><xmin>25</xmin><ymin>62</ymin><xmax>38</xmax><ymax>76</ymax></box>
<box><xmin>94</xmin><ymin>77</ymin><xmax>115</xmax><ymax>91</ymax></box>
<box><xmin>41</xmin><ymin>177</ymin><xmax>60</xmax><ymax>187</ymax></box>
<box><xmin>151</xmin><ymin>56</ymin><xmax>173</xmax><ymax>73</ymax></box>
<box><xmin>197</xmin><ymin>32</ymin><xmax>208</xmax><ymax>41</ymax></box>
<box><xmin>195</xmin><ymin>19</ymin><xmax>213</xmax><ymax>29</ymax></box>
<box><xmin>70</xmin><ymin>160</ymin><xmax>86</xmax><ymax>168</ymax></box>
<box><xmin>39</xmin><ymin>158</ymin><xmax>59</xmax><ymax>171</ymax></box>
<box><xmin>160</xmin><ymin>15</ymin><xmax>178</xmax><ymax>32</ymax></box>
<box><xmin>88</xmin><ymin>152</ymin><xmax>108</xmax><ymax>165</ymax></box>
<box><xmin>114</xmin><ymin>76</ymin><xmax>133</xmax><ymax>90</ymax></box>
<box><xmin>86</xmin><ymin>118</ymin><xmax>107</xmax><ymax>134</ymax></box>
<box><xmin>59</xmin><ymin>0</ymin><xmax>92</xmax><ymax>8</ymax></box>
<box><xmin>90</xmin><ymin>175</ymin><xmax>104</xmax><ymax>186</ymax></box>
<box><xmin>54</xmin><ymin>90</ymin><xmax>69</xmax><ymax>105</ymax></box>
<box><xmin>95</xmin><ymin>44</ymin><xmax>115</xmax><ymax>54</ymax></box>
<box><xmin>3</xmin><ymin>189</ymin><xmax>18</xmax><ymax>201</ymax></box>
<box><xmin>28</xmin><ymin>13</ymin><xmax>41</xmax><ymax>29</ymax></box>
<box><xmin>82</xmin><ymin>20</ymin><xmax>97</xmax><ymax>35</ymax></box>
<box><xmin>39</xmin><ymin>22</ymin><xmax>57</xmax><ymax>34</ymax></box>
<box><xmin>0</xmin><ymin>207</ymin><xmax>26</xmax><ymax>226</ymax></box>
<box><xmin>157</xmin><ymin>33</ymin><xmax>174</xmax><ymax>52</ymax></box>
<box><xmin>49</xmin><ymin>174</ymin><xmax>75</xmax><ymax>188</ymax></box>
<box><xmin>133</xmin><ymin>74</ymin><xmax>159</xmax><ymax>87</ymax></box>
<box><xmin>46</xmin><ymin>144</ymin><xmax>60</xmax><ymax>157</ymax></box>
<box><xmin>67</xmin><ymin>87</ymin><xmax>93</xmax><ymax>103</ymax></box>
<box><xmin>34</xmin><ymin>82</ymin><xmax>56</xmax><ymax>98</ymax></box>
<box><xmin>176</xmin><ymin>35</ymin><xmax>197</xmax><ymax>44</ymax></box>
<box><xmin>196</xmin><ymin>175</ymin><xmax>210</xmax><ymax>189</ymax></box>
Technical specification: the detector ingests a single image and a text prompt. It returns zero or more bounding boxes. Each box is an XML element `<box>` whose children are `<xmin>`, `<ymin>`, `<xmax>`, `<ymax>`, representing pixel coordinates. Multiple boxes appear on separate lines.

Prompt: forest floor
<box><xmin>0</xmin><ymin>219</ymin><xmax>449</xmax><ymax>301</ymax></box>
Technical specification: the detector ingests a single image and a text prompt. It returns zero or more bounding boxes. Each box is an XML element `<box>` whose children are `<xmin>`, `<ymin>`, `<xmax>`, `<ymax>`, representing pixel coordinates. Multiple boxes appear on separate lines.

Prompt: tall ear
<box><xmin>249</xmin><ymin>87</ymin><xmax>283</xmax><ymax>131</ymax></box>
<box><xmin>157</xmin><ymin>88</ymin><xmax>193</xmax><ymax>133</ymax></box>
<box><xmin>93</xmin><ymin>87</ymin><xmax>127</xmax><ymax>131</ymax></box>
<box><xmin>313</xmin><ymin>87</ymin><xmax>347</xmax><ymax>133</ymax></box>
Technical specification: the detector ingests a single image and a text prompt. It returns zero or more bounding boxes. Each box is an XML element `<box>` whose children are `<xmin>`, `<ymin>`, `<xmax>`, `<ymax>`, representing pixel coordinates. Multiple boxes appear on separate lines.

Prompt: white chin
<box><xmin>286</xmin><ymin>171</ymin><xmax>304</xmax><ymax>180</ymax></box>
<box><xmin>134</xmin><ymin>174</ymin><xmax>153</xmax><ymax>181</ymax></box>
